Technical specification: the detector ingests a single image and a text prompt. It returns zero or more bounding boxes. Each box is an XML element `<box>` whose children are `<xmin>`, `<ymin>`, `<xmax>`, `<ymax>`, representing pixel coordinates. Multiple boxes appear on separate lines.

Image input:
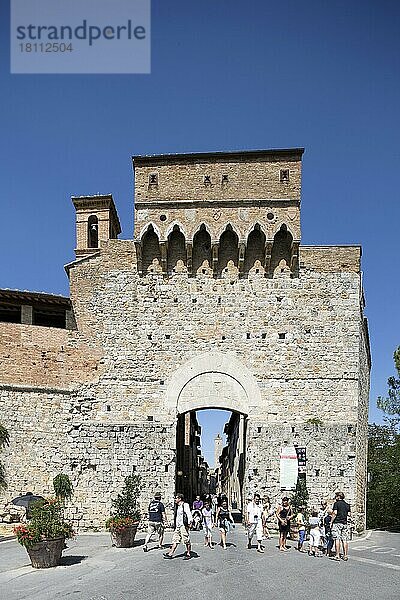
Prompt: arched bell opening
<box><xmin>87</xmin><ymin>215</ymin><xmax>99</xmax><ymax>248</ymax></box>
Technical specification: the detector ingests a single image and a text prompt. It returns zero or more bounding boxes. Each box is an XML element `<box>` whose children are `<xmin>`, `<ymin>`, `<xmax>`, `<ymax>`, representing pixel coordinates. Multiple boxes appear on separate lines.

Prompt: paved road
<box><xmin>1</xmin><ymin>529</ymin><xmax>399</xmax><ymax>600</ymax></box>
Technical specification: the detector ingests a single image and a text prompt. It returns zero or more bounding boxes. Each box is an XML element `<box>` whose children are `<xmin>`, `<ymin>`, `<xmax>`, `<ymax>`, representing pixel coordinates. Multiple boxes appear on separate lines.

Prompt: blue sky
<box><xmin>1</xmin><ymin>1</ymin><xmax>399</xmax><ymax>453</ymax></box>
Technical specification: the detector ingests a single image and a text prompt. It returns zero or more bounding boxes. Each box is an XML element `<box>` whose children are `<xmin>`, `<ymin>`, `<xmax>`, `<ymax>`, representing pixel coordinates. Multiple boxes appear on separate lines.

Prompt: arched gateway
<box><xmin>166</xmin><ymin>352</ymin><xmax>260</xmax><ymax>508</ymax></box>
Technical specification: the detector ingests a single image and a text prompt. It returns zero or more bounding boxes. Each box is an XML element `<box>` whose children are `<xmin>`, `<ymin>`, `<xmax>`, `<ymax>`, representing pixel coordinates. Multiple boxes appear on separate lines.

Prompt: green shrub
<box><xmin>106</xmin><ymin>473</ymin><xmax>141</xmax><ymax>532</ymax></box>
<box><xmin>53</xmin><ymin>474</ymin><xmax>73</xmax><ymax>501</ymax></box>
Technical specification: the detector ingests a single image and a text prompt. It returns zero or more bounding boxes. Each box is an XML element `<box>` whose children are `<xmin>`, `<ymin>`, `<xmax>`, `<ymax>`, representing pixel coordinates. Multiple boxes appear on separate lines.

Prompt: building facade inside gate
<box><xmin>0</xmin><ymin>149</ymin><xmax>370</xmax><ymax>530</ymax></box>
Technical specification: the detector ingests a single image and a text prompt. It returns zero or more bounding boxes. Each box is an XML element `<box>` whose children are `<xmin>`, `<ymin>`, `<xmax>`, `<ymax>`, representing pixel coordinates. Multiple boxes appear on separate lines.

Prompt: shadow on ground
<box><xmin>59</xmin><ymin>555</ymin><xmax>87</xmax><ymax>566</ymax></box>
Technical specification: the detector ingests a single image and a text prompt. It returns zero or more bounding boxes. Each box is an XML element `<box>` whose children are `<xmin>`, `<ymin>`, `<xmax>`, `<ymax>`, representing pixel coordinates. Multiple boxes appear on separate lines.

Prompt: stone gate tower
<box><xmin>0</xmin><ymin>149</ymin><xmax>370</xmax><ymax>531</ymax></box>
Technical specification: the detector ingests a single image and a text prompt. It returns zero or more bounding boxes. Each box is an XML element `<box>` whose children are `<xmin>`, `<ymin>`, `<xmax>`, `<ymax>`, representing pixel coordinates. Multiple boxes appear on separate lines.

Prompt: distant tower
<box><xmin>214</xmin><ymin>433</ymin><xmax>223</xmax><ymax>469</ymax></box>
<box><xmin>72</xmin><ymin>194</ymin><xmax>121</xmax><ymax>259</ymax></box>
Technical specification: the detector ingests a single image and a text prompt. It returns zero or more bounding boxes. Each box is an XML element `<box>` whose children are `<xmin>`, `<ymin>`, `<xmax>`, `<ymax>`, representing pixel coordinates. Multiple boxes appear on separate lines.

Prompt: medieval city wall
<box><xmin>0</xmin><ymin>238</ymin><xmax>367</xmax><ymax>528</ymax></box>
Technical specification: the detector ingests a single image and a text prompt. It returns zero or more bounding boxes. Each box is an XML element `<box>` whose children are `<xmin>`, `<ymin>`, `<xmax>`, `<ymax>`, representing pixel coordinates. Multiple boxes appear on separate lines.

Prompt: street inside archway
<box><xmin>175</xmin><ymin>408</ymin><xmax>246</xmax><ymax>514</ymax></box>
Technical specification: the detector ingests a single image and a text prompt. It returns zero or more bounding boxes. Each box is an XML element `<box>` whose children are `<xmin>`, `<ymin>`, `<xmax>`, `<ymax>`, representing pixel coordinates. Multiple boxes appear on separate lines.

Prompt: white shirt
<box><xmin>202</xmin><ymin>507</ymin><xmax>213</xmax><ymax>527</ymax></box>
<box><xmin>247</xmin><ymin>501</ymin><xmax>262</xmax><ymax>524</ymax></box>
<box><xmin>176</xmin><ymin>502</ymin><xmax>192</xmax><ymax>527</ymax></box>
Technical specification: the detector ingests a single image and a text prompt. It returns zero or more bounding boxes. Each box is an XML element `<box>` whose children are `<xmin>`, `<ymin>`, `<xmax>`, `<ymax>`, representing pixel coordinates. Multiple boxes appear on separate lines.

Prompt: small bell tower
<box><xmin>72</xmin><ymin>194</ymin><xmax>121</xmax><ymax>259</ymax></box>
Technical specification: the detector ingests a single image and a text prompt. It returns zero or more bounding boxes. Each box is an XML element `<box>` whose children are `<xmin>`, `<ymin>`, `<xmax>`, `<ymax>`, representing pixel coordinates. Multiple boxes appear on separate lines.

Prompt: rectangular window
<box><xmin>32</xmin><ymin>307</ymin><xmax>66</xmax><ymax>328</ymax></box>
<box><xmin>0</xmin><ymin>304</ymin><xmax>21</xmax><ymax>323</ymax></box>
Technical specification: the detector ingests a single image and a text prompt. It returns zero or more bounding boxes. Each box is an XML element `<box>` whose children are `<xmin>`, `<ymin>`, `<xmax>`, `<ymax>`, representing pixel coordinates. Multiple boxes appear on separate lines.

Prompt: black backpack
<box><xmin>174</xmin><ymin>503</ymin><xmax>189</xmax><ymax>528</ymax></box>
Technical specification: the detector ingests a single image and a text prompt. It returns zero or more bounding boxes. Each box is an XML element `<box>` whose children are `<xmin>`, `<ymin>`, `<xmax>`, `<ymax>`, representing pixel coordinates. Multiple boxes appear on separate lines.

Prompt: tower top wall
<box><xmin>133</xmin><ymin>148</ymin><xmax>304</xmax><ymax>206</ymax></box>
<box><xmin>132</xmin><ymin>149</ymin><xmax>304</xmax><ymax>276</ymax></box>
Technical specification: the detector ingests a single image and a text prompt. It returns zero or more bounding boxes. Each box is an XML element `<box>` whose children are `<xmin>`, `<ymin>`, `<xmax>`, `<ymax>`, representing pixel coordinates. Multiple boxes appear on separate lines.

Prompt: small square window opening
<box><xmin>149</xmin><ymin>173</ymin><xmax>158</xmax><ymax>185</ymax></box>
<box><xmin>280</xmin><ymin>169</ymin><xmax>290</xmax><ymax>184</ymax></box>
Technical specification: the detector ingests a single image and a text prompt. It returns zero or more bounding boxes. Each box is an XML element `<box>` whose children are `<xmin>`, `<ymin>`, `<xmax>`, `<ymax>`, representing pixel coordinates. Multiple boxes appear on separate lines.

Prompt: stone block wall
<box><xmin>0</xmin><ymin>387</ymin><xmax>72</xmax><ymax>499</ymax></box>
<box><xmin>0</xmin><ymin>322</ymin><xmax>102</xmax><ymax>388</ymax></box>
<box><xmin>246</xmin><ymin>422</ymin><xmax>358</xmax><ymax>508</ymax></box>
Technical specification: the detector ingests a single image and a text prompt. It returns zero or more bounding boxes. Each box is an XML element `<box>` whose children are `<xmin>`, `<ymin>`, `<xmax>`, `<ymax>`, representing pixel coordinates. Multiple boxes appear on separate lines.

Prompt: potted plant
<box><xmin>13</xmin><ymin>498</ymin><xmax>74</xmax><ymax>568</ymax></box>
<box><xmin>106</xmin><ymin>473</ymin><xmax>141</xmax><ymax>548</ymax></box>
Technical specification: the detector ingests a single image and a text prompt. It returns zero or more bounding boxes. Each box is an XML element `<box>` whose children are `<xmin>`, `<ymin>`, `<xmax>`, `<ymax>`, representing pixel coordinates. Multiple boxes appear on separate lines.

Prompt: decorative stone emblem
<box><xmin>287</xmin><ymin>208</ymin><xmax>296</xmax><ymax>221</ymax></box>
<box><xmin>185</xmin><ymin>209</ymin><xmax>196</xmax><ymax>221</ymax></box>
<box><xmin>239</xmin><ymin>209</ymin><xmax>249</xmax><ymax>221</ymax></box>
<box><xmin>213</xmin><ymin>210</ymin><xmax>222</xmax><ymax>221</ymax></box>
<box><xmin>136</xmin><ymin>210</ymin><xmax>148</xmax><ymax>222</ymax></box>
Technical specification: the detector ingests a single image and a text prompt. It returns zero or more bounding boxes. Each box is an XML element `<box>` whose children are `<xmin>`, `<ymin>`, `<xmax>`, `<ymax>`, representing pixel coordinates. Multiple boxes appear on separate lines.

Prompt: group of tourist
<box><xmin>142</xmin><ymin>490</ymin><xmax>351</xmax><ymax>562</ymax></box>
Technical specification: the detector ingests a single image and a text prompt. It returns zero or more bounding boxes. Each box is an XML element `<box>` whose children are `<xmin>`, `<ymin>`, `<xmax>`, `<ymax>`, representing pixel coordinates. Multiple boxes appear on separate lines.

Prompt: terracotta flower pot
<box><xmin>26</xmin><ymin>537</ymin><xmax>65</xmax><ymax>568</ymax></box>
<box><xmin>111</xmin><ymin>524</ymin><xmax>138</xmax><ymax>548</ymax></box>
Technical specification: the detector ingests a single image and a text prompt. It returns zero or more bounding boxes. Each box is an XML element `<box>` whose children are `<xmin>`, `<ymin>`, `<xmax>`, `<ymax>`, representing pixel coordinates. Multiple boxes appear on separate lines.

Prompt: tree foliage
<box><xmin>0</xmin><ymin>424</ymin><xmax>9</xmax><ymax>491</ymax></box>
<box><xmin>111</xmin><ymin>473</ymin><xmax>141</xmax><ymax>521</ymax></box>
<box><xmin>377</xmin><ymin>346</ymin><xmax>400</xmax><ymax>417</ymax></box>
<box><xmin>291</xmin><ymin>476</ymin><xmax>309</xmax><ymax>517</ymax></box>
<box><xmin>367</xmin><ymin>423</ymin><xmax>400</xmax><ymax>530</ymax></box>
<box><xmin>14</xmin><ymin>498</ymin><xmax>74</xmax><ymax>548</ymax></box>
<box><xmin>0</xmin><ymin>424</ymin><xmax>9</xmax><ymax>450</ymax></box>
<box><xmin>367</xmin><ymin>348</ymin><xmax>400</xmax><ymax>529</ymax></box>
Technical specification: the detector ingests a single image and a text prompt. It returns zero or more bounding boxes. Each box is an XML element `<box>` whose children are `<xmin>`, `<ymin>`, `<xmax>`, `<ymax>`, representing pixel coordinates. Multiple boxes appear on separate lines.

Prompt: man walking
<box><xmin>330</xmin><ymin>491</ymin><xmax>351</xmax><ymax>562</ymax></box>
<box><xmin>143</xmin><ymin>491</ymin><xmax>167</xmax><ymax>552</ymax></box>
<box><xmin>163</xmin><ymin>493</ymin><xmax>193</xmax><ymax>560</ymax></box>
<box><xmin>247</xmin><ymin>493</ymin><xmax>264</xmax><ymax>553</ymax></box>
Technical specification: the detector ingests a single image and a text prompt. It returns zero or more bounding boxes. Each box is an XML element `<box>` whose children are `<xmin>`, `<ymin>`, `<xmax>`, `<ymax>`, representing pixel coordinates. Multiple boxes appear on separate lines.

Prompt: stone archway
<box><xmin>178</xmin><ymin>372</ymin><xmax>247</xmax><ymax>414</ymax></box>
<box><xmin>166</xmin><ymin>352</ymin><xmax>261</xmax><ymax>505</ymax></box>
<box><xmin>165</xmin><ymin>351</ymin><xmax>261</xmax><ymax>416</ymax></box>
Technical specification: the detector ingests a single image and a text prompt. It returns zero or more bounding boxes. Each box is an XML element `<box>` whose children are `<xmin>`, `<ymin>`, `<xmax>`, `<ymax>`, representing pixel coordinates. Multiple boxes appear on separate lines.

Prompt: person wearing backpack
<box><xmin>143</xmin><ymin>491</ymin><xmax>167</xmax><ymax>552</ymax></box>
<box><xmin>163</xmin><ymin>493</ymin><xmax>193</xmax><ymax>560</ymax></box>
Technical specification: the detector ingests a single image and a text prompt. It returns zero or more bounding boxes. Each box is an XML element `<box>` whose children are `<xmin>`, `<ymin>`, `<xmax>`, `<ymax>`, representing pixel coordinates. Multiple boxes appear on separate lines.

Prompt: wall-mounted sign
<box><xmin>280</xmin><ymin>445</ymin><xmax>298</xmax><ymax>490</ymax></box>
<box><xmin>184</xmin><ymin>412</ymin><xmax>190</xmax><ymax>446</ymax></box>
<box><xmin>296</xmin><ymin>447</ymin><xmax>307</xmax><ymax>474</ymax></box>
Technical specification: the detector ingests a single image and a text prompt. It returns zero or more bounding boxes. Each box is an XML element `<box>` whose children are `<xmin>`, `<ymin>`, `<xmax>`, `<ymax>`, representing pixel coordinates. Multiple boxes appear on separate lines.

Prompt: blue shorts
<box><xmin>298</xmin><ymin>529</ymin><xmax>306</xmax><ymax>543</ymax></box>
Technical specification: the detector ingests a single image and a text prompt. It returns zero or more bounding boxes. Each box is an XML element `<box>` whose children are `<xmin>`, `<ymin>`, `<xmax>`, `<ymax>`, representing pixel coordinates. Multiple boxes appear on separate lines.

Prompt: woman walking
<box><xmin>202</xmin><ymin>499</ymin><xmax>214</xmax><ymax>548</ymax></box>
<box><xmin>276</xmin><ymin>497</ymin><xmax>293</xmax><ymax>551</ymax></box>
<box><xmin>216</xmin><ymin>498</ymin><xmax>234</xmax><ymax>549</ymax></box>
